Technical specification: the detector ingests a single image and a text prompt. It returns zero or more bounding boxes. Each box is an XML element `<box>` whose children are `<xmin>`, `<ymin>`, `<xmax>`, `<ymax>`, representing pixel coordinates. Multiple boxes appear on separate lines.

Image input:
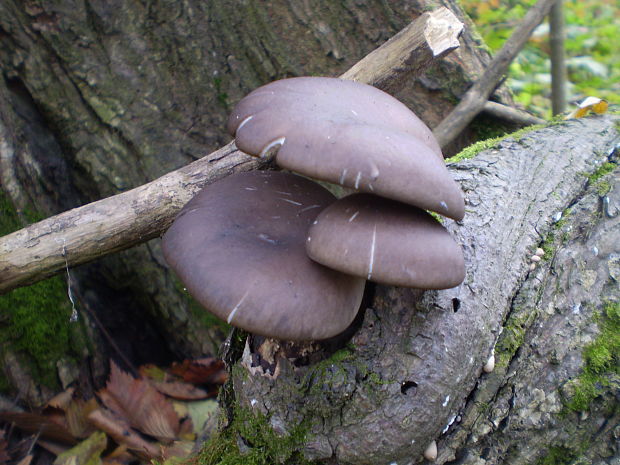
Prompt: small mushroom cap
<box><xmin>306</xmin><ymin>194</ymin><xmax>465</xmax><ymax>289</ymax></box>
<box><xmin>228</xmin><ymin>77</ymin><xmax>464</xmax><ymax>221</ymax></box>
<box><xmin>423</xmin><ymin>440</ymin><xmax>438</xmax><ymax>461</ymax></box>
<box><xmin>162</xmin><ymin>171</ymin><xmax>366</xmax><ymax>341</ymax></box>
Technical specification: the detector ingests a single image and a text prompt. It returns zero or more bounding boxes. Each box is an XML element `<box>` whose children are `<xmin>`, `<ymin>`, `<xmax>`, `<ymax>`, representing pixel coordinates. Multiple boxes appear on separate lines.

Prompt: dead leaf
<box><xmin>53</xmin><ymin>431</ymin><xmax>106</xmax><ymax>465</ymax></box>
<box><xmin>566</xmin><ymin>96</ymin><xmax>609</xmax><ymax>119</ymax></box>
<box><xmin>169</xmin><ymin>358</ymin><xmax>227</xmax><ymax>385</ymax></box>
<box><xmin>65</xmin><ymin>398</ymin><xmax>99</xmax><ymax>439</ymax></box>
<box><xmin>151</xmin><ymin>381</ymin><xmax>210</xmax><ymax>401</ymax></box>
<box><xmin>102</xmin><ymin>444</ymin><xmax>134</xmax><ymax>465</ymax></box>
<box><xmin>98</xmin><ymin>362</ymin><xmax>180</xmax><ymax>442</ymax></box>
<box><xmin>0</xmin><ymin>412</ymin><xmax>76</xmax><ymax>445</ymax></box>
<box><xmin>46</xmin><ymin>389</ymin><xmax>75</xmax><ymax>410</ymax></box>
<box><xmin>185</xmin><ymin>399</ymin><xmax>218</xmax><ymax>435</ymax></box>
<box><xmin>36</xmin><ymin>439</ymin><xmax>70</xmax><ymax>457</ymax></box>
<box><xmin>138</xmin><ymin>364</ymin><xmax>167</xmax><ymax>382</ymax></box>
<box><xmin>87</xmin><ymin>409</ymin><xmax>160</xmax><ymax>460</ymax></box>
<box><xmin>15</xmin><ymin>455</ymin><xmax>33</xmax><ymax>465</ymax></box>
<box><xmin>159</xmin><ymin>441</ymin><xmax>194</xmax><ymax>462</ymax></box>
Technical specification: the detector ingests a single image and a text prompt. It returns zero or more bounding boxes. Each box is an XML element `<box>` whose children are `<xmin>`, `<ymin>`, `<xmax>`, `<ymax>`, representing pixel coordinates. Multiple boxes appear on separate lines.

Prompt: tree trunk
<box><xmin>0</xmin><ymin>0</ymin><xmax>509</xmax><ymax>401</ymax></box>
<box><xmin>222</xmin><ymin>115</ymin><xmax>620</xmax><ymax>464</ymax></box>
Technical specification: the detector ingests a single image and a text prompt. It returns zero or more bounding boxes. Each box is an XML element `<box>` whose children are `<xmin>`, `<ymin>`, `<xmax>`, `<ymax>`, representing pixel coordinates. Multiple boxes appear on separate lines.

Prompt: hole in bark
<box><xmin>452</xmin><ymin>298</ymin><xmax>461</xmax><ymax>312</ymax></box>
<box><xmin>400</xmin><ymin>380</ymin><xmax>418</xmax><ymax>395</ymax></box>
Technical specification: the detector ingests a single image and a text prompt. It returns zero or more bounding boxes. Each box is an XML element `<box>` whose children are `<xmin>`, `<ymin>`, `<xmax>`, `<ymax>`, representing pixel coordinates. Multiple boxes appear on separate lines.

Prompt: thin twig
<box><xmin>483</xmin><ymin>101</ymin><xmax>545</xmax><ymax>126</ymax></box>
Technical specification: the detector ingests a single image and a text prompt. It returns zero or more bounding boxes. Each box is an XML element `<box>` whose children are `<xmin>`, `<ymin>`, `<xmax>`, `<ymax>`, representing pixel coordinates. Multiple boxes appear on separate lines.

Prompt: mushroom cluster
<box><xmin>162</xmin><ymin>77</ymin><xmax>466</xmax><ymax>341</ymax></box>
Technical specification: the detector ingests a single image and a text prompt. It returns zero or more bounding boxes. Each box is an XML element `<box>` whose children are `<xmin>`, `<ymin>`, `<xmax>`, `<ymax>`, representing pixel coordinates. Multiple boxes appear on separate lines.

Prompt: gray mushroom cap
<box><xmin>161</xmin><ymin>171</ymin><xmax>366</xmax><ymax>341</ymax></box>
<box><xmin>306</xmin><ymin>193</ymin><xmax>465</xmax><ymax>289</ymax></box>
<box><xmin>227</xmin><ymin>77</ymin><xmax>465</xmax><ymax>221</ymax></box>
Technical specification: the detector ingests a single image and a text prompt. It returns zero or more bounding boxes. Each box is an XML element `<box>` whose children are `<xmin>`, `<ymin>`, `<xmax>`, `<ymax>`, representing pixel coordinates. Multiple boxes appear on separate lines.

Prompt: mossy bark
<box><xmin>224</xmin><ymin>116</ymin><xmax>620</xmax><ymax>464</ymax></box>
<box><xmin>0</xmin><ymin>0</ymin><xmax>504</xmax><ymax>403</ymax></box>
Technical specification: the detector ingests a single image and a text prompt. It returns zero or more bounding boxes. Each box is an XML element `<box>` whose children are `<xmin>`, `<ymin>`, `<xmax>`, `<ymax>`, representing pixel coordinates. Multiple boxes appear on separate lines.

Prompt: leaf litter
<box><xmin>0</xmin><ymin>357</ymin><xmax>227</xmax><ymax>465</ymax></box>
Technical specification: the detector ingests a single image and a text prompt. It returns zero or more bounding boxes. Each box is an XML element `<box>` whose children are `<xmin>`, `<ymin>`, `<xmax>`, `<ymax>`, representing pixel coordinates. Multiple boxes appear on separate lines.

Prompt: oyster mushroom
<box><xmin>227</xmin><ymin>77</ymin><xmax>465</xmax><ymax>221</ymax></box>
<box><xmin>306</xmin><ymin>193</ymin><xmax>465</xmax><ymax>289</ymax></box>
<box><xmin>162</xmin><ymin>171</ymin><xmax>365</xmax><ymax>341</ymax></box>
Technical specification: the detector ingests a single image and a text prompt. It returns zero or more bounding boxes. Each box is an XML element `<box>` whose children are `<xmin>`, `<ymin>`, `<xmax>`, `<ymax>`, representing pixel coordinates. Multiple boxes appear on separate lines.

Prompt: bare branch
<box><xmin>0</xmin><ymin>8</ymin><xmax>463</xmax><ymax>294</ymax></box>
<box><xmin>482</xmin><ymin>101</ymin><xmax>545</xmax><ymax>126</ymax></box>
<box><xmin>432</xmin><ymin>0</ymin><xmax>557</xmax><ymax>148</ymax></box>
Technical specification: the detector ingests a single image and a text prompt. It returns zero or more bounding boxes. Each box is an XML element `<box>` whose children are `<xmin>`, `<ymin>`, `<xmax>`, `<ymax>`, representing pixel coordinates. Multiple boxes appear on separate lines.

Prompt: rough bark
<box><xmin>0</xmin><ymin>0</ymin><xmax>507</xmax><ymax>399</ymax></box>
<box><xmin>225</xmin><ymin>115</ymin><xmax>620</xmax><ymax>464</ymax></box>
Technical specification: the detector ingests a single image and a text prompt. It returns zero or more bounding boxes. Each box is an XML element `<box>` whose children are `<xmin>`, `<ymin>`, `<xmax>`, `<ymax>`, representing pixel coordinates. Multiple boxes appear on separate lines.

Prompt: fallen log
<box><xmin>225</xmin><ymin>114</ymin><xmax>619</xmax><ymax>464</ymax></box>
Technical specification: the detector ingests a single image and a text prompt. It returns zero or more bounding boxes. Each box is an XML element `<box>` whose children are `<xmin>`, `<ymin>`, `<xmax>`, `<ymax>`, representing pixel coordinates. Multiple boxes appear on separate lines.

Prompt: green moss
<box><xmin>583</xmin><ymin>162</ymin><xmax>617</xmax><ymax>196</ymax></box>
<box><xmin>595</xmin><ymin>180</ymin><xmax>612</xmax><ymax>196</ymax></box>
<box><xmin>446</xmin><ymin>123</ymin><xmax>548</xmax><ymax>164</ymax></box>
<box><xmin>299</xmin><ymin>346</ymin><xmax>356</xmax><ymax>396</ymax></box>
<box><xmin>0</xmin><ymin>192</ymin><xmax>86</xmax><ymax>391</ymax></box>
<box><xmin>536</xmin><ymin>445</ymin><xmax>580</xmax><ymax>465</ymax></box>
<box><xmin>563</xmin><ymin>301</ymin><xmax>620</xmax><ymax>412</ymax></box>
<box><xmin>539</xmin><ymin>208</ymin><xmax>572</xmax><ymax>260</ymax></box>
<box><xmin>495</xmin><ymin>309</ymin><xmax>538</xmax><ymax>368</ymax></box>
<box><xmin>428</xmin><ymin>211</ymin><xmax>444</xmax><ymax>224</ymax></box>
<box><xmin>587</xmin><ymin>162</ymin><xmax>616</xmax><ymax>183</ymax></box>
<box><xmin>197</xmin><ymin>405</ymin><xmax>310</xmax><ymax>465</ymax></box>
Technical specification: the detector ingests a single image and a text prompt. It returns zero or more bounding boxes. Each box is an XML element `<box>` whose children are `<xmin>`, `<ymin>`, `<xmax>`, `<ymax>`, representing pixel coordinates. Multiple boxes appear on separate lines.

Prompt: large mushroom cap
<box><xmin>306</xmin><ymin>193</ymin><xmax>465</xmax><ymax>289</ymax></box>
<box><xmin>227</xmin><ymin>77</ymin><xmax>465</xmax><ymax>221</ymax></box>
<box><xmin>162</xmin><ymin>171</ymin><xmax>366</xmax><ymax>341</ymax></box>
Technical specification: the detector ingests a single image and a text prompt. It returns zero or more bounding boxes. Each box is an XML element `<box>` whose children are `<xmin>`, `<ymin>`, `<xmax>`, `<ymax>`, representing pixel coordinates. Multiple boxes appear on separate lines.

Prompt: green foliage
<box><xmin>197</xmin><ymin>405</ymin><xmax>310</xmax><ymax>465</ymax></box>
<box><xmin>564</xmin><ymin>301</ymin><xmax>620</xmax><ymax>412</ymax></box>
<box><xmin>586</xmin><ymin>161</ymin><xmax>616</xmax><ymax>196</ymax></box>
<box><xmin>460</xmin><ymin>0</ymin><xmax>620</xmax><ymax>116</ymax></box>
<box><xmin>0</xmin><ymin>192</ymin><xmax>84</xmax><ymax>390</ymax></box>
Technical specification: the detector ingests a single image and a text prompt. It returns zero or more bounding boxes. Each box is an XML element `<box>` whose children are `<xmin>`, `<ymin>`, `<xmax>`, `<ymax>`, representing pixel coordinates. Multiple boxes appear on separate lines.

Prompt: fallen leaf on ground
<box><xmin>169</xmin><ymin>358</ymin><xmax>227</xmax><ymax>385</ymax></box>
<box><xmin>566</xmin><ymin>96</ymin><xmax>608</xmax><ymax>119</ymax></box>
<box><xmin>0</xmin><ymin>412</ymin><xmax>76</xmax><ymax>445</ymax></box>
<box><xmin>53</xmin><ymin>431</ymin><xmax>106</xmax><ymax>465</ymax></box>
<box><xmin>98</xmin><ymin>362</ymin><xmax>180</xmax><ymax>442</ymax></box>
<box><xmin>151</xmin><ymin>380</ymin><xmax>210</xmax><ymax>401</ymax></box>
